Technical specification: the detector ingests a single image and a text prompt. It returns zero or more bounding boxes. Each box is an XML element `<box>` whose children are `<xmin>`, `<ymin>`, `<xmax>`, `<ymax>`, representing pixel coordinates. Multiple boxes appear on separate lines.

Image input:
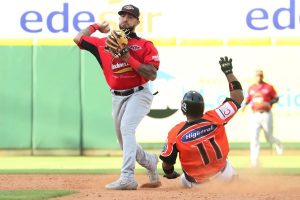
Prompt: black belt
<box><xmin>112</xmin><ymin>86</ymin><xmax>144</xmax><ymax>96</ymax></box>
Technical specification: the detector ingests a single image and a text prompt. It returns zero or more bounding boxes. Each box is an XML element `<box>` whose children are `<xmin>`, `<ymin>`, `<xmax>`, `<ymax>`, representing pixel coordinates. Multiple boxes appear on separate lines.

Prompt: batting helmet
<box><xmin>181</xmin><ymin>91</ymin><xmax>204</xmax><ymax>117</ymax></box>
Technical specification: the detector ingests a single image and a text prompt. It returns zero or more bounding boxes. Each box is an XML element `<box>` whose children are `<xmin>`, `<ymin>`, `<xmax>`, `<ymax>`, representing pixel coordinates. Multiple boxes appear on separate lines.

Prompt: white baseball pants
<box><xmin>180</xmin><ymin>160</ymin><xmax>236</xmax><ymax>188</ymax></box>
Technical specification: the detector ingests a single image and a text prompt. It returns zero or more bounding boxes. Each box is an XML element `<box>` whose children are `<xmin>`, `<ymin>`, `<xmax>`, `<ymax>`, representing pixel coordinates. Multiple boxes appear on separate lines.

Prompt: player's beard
<box><xmin>119</xmin><ymin>24</ymin><xmax>135</xmax><ymax>36</ymax></box>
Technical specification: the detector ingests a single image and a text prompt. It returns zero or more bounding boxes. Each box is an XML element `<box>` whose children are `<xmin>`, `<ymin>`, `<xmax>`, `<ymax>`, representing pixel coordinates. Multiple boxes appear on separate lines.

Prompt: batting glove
<box><xmin>163</xmin><ymin>171</ymin><xmax>180</xmax><ymax>179</ymax></box>
<box><xmin>219</xmin><ymin>56</ymin><xmax>233</xmax><ymax>75</ymax></box>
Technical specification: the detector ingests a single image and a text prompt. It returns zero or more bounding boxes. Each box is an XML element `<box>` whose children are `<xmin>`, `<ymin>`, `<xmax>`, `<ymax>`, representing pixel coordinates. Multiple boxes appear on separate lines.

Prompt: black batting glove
<box><xmin>163</xmin><ymin>171</ymin><xmax>180</xmax><ymax>179</ymax></box>
<box><xmin>219</xmin><ymin>56</ymin><xmax>233</xmax><ymax>75</ymax></box>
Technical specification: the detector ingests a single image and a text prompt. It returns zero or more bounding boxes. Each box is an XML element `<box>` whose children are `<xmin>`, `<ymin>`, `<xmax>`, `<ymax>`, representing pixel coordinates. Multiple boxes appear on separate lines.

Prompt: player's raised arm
<box><xmin>219</xmin><ymin>57</ymin><xmax>244</xmax><ymax>105</ymax></box>
<box><xmin>73</xmin><ymin>21</ymin><xmax>110</xmax><ymax>45</ymax></box>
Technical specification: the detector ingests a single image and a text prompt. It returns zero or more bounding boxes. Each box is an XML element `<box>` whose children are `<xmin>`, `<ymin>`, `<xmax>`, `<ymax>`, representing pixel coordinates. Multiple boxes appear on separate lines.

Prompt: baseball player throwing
<box><xmin>73</xmin><ymin>4</ymin><xmax>161</xmax><ymax>190</ymax></box>
<box><xmin>160</xmin><ymin>57</ymin><xmax>244</xmax><ymax>188</ymax></box>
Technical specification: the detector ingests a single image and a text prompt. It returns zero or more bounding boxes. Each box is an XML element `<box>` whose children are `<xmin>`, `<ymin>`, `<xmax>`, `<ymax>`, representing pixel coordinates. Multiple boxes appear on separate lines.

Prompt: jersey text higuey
<box><xmin>160</xmin><ymin>98</ymin><xmax>240</xmax><ymax>183</ymax></box>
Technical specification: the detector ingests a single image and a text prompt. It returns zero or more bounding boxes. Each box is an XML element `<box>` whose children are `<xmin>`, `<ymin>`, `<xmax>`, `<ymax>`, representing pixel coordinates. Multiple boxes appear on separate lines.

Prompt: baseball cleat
<box><xmin>275</xmin><ymin>143</ymin><xmax>284</xmax><ymax>155</ymax></box>
<box><xmin>147</xmin><ymin>154</ymin><xmax>161</xmax><ymax>185</ymax></box>
<box><xmin>105</xmin><ymin>177</ymin><xmax>138</xmax><ymax>190</ymax></box>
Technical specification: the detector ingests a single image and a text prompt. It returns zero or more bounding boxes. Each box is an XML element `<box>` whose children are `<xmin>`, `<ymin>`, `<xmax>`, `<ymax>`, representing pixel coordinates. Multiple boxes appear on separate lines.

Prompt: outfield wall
<box><xmin>1</xmin><ymin>41</ymin><xmax>299</xmax><ymax>153</ymax></box>
<box><xmin>0</xmin><ymin>42</ymin><xmax>118</xmax><ymax>152</ymax></box>
<box><xmin>0</xmin><ymin>0</ymin><xmax>299</xmax><ymax>153</ymax></box>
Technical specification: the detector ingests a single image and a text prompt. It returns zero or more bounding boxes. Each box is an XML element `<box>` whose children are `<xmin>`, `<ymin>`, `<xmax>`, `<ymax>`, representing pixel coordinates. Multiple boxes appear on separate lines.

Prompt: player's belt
<box><xmin>112</xmin><ymin>86</ymin><xmax>144</xmax><ymax>96</ymax></box>
<box><xmin>254</xmin><ymin>110</ymin><xmax>269</xmax><ymax>113</ymax></box>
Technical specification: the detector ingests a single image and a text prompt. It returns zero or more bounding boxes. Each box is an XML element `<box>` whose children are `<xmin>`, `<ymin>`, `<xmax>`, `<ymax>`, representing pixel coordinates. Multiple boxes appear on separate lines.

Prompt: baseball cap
<box><xmin>118</xmin><ymin>4</ymin><xmax>140</xmax><ymax>19</ymax></box>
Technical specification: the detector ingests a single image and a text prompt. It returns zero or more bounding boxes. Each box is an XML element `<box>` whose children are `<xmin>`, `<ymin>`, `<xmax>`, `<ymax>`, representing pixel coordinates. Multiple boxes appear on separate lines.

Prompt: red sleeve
<box><xmin>76</xmin><ymin>36</ymin><xmax>103</xmax><ymax>51</ymax></box>
<box><xmin>269</xmin><ymin>85</ymin><xmax>278</xmax><ymax>99</ymax></box>
<box><xmin>142</xmin><ymin>41</ymin><xmax>160</xmax><ymax>69</ymax></box>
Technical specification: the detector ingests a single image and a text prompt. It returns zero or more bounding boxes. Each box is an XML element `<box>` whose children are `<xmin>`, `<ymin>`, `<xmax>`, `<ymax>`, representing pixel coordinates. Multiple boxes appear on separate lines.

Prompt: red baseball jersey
<box><xmin>76</xmin><ymin>32</ymin><xmax>160</xmax><ymax>90</ymax></box>
<box><xmin>160</xmin><ymin>98</ymin><xmax>240</xmax><ymax>183</ymax></box>
<box><xmin>245</xmin><ymin>82</ymin><xmax>277</xmax><ymax>112</ymax></box>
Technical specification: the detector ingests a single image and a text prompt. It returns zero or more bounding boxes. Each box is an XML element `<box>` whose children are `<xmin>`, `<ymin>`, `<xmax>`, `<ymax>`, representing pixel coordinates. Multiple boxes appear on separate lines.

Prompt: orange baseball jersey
<box><xmin>160</xmin><ymin>98</ymin><xmax>240</xmax><ymax>183</ymax></box>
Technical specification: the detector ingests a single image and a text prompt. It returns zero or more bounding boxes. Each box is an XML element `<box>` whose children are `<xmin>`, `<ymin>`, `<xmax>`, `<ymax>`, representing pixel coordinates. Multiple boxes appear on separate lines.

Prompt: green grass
<box><xmin>0</xmin><ymin>150</ymin><xmax>299</xmax><ymax>174</ymax></box>
<box><xmin>0</xmin><ymin>190</ymin><xmax>77</xmax><ymax>200</ymax></box>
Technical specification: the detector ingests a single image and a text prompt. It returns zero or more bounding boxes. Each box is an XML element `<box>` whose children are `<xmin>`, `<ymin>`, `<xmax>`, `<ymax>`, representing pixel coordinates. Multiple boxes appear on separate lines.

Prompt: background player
<box><xmin>160</xmin><ymin>57</ymin><xmax>244</xmax><ymax>188</ymax></box>
<box><xmin>73</xmin><ymin>4</ymin><xmax>161</xmax><ymax>190</ymax></box>
<box><xmin>242</xmin><ymin>69</ymin><xmax>283</xmax><ymax>167</ymax></box>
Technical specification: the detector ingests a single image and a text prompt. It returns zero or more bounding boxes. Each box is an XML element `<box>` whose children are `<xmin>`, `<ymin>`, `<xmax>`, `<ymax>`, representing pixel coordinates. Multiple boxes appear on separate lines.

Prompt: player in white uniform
<box><xmin>242</xmin><ymin>70</ymin><xmax>283</xmax><ymax>167</ymax></box>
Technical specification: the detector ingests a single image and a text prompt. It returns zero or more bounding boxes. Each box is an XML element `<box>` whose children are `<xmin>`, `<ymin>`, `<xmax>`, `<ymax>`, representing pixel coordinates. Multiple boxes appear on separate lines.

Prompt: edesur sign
<box><xmin>19</xmin><ymin>0</ymin><xmax>300</xmax><ymax>34</ymax></box>
<box><xmin>246</xmin><ymin>0</ymin><xmax>298</xmax><ymax>30</ymax></box>
<box><xmin>20</xmin><ymin>3</ymin><xmax>94</xmax><ymax>33</ymax></box>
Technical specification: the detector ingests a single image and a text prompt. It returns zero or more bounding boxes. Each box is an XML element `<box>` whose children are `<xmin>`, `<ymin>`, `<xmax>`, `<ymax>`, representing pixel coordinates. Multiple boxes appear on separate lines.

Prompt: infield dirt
<box><xmin>0</xmin><ymin>173</ymin><xmax>299</xmax><ymax>200</ymax></box>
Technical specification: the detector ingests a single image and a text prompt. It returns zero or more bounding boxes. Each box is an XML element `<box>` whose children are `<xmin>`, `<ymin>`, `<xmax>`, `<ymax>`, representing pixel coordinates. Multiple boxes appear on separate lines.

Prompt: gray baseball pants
<box><xmin>111</xmin><ymin>83</ymin><xmax>154</xmax><ymax>178</ymax></box>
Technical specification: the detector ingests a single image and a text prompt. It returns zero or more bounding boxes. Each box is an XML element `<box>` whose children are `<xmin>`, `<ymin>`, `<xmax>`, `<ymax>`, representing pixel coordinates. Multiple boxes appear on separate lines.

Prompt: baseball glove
<box><xmin>105</xmin><ymin>29</ymin><xmax>128</xmax><ymax>58</ymax></box>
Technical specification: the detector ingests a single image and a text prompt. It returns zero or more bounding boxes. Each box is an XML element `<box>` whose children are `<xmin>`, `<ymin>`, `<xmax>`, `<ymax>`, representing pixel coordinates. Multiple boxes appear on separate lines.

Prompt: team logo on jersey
<box><xmin>128</xmin><ymin>45</ymin><xmax>142</xmax><ymax>51</ymax></box>
<box><xmin>216</xmin><ymin>102</ymin><xmax>235</xmax><ymax>120</ymax></box>
<box><xmin>112</xmin><ymin>62</ymin><xmax>133</xmax><ymax>74</ymax></box>
<box><xmin>181</xmin><ymin>124</ymin><xmax>217</xmax><ymax>142</ymax></box>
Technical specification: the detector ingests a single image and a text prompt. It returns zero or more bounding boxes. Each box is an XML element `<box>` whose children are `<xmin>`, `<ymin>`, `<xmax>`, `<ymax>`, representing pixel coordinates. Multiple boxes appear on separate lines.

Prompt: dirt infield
<box><xmin>0</xmin><ymin>173</ymin><xmax>299</xmax><ymax>200</ymax></box>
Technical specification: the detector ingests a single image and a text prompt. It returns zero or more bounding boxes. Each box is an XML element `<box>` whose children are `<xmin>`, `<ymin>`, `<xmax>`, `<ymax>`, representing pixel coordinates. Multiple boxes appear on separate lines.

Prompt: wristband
<box><xmin>224</xmin><ymin>69</ymin><xmax>233</xmax><ymax>75</ymax></box>
<box><xmin>229</xmin><ymin>81</ymin><xmax>242</xmax><ymax>91</ymax></box>
<box><xmin>88</xmin><ymin>23</ymin><xmax>101</xmax><ymax>33</ymax></box>
<box><xmin>163</xmin><ymin>165</ymin><xmax>174</xmax><ymax>175</ymax></box>
<box><xmin>127</xmin><ymin>56</ymin><xmax>141</xmax><ymax>70</ymax></box>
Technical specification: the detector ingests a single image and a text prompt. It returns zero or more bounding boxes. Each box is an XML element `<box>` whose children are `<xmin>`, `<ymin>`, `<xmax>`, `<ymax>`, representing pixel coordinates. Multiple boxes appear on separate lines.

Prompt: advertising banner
<box><xmin>0</xmin><ymin>0</ymin><xmax>299</xmax><ymax>38</ymax></box>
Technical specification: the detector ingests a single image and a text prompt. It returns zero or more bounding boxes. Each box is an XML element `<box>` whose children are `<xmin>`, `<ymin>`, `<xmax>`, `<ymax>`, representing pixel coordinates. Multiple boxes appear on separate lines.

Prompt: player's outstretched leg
<box><xmin>146</xmin><ymin>153</ymin><xmax>161</xmax><ymax>184</ymax></box>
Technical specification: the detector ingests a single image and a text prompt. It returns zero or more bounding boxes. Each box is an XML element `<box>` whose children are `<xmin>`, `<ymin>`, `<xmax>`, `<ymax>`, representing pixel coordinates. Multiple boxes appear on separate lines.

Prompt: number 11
<box><xmin>195</xmin><ymin>137</ymin><xmax>222</xmax><ymax>165</ymax></box>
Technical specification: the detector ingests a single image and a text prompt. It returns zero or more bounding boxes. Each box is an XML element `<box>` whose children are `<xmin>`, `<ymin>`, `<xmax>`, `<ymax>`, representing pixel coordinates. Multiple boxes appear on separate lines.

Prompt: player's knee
<box><xmin>265</xmin><ymin>135</ymin><xmax>272</xmax><ymax>143</ymax></box>
<box><xmin>120</xmin><ymin>125</ymin><xmax>136</xmax><ymax>136</ymax></box>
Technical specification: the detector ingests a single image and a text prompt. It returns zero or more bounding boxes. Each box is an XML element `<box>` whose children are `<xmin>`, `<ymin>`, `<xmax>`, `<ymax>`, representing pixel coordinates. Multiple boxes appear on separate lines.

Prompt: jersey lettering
<box><xmin>77</xmin><ymin>35</ymin><xmax>160</xmax><ymax>90</ymax></box>
<box><xmin>196</xmin><ymin>142</ymin><xmax>210</xmax><ymax>165</ymax></box>
<box><xmin>160</xmin><ymin>99</ymin><xmax>239</xmax><ymax>183</ymax></box>
<box><xmin>209</xmin><ymin>137</ymin><xmax>222</xmax><ymax>159</ymax></box>
<box><xmin>181</xmin><ymin>124</ymin><xmax>217</xmax><ymax>142</ymax></box>
<box><xmin>195</xmin><ymin>136</ymin><xmax>223</xmax><ymax>166</ymax></box>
